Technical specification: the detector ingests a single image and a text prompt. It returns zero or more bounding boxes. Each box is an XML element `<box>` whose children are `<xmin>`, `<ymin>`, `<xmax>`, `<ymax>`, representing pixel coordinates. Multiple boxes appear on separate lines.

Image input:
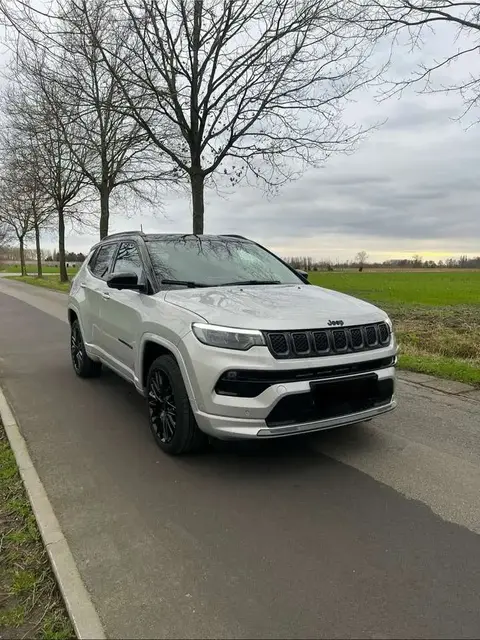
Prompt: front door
<box><xmin>99</xmin><ymin>241</ymin><xmax>145</xmax><ymax>376</ymax></box>
<box><xmin>82</xmin><ymin>242</ymin><xmax>118</xmax><ymax>349</ymax></box>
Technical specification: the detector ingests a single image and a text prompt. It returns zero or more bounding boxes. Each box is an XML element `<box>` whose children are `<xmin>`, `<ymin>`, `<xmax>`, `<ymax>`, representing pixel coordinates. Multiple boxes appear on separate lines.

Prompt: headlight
<box><xmin>191</xmin><ymin>323</ymin><xmax>266</xmax><ymax>351</ymax></box>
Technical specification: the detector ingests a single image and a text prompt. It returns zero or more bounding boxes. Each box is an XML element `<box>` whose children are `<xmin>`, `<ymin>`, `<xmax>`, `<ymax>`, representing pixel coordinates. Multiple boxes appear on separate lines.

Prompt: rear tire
<box><xmin>70</xmin><ymin>319</ymin><xmax>102</xmax><ymax>378</ymax></box>
<box><xmin>146</xmin><ymin>355</ymin><xmax>206</xmax><ymax>455</ymax></box>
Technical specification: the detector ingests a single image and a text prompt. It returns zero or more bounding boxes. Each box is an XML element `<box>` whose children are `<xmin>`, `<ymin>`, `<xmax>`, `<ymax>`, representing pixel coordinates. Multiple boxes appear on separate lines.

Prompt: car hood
<box><xmin>164</xmin><ymin>284</ymin><xmax>387</xmax><ymax>330</ymax></box>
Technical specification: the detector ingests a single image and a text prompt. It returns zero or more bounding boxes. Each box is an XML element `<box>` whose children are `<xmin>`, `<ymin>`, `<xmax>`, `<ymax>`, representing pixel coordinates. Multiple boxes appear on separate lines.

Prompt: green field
<box><xmin>310</xmin><ymin>271</ymin><xmax>480</xmax><ymax>385</ymax></box>
<box><xmin>9</xmin><ymin>269</ymin><xmax>480</xmax><ymax>386</ymax></box>
<box><xmin>0</xmin><ymin>264</ymin><xmax>78</xmax><ymax>274</ymax></box>
<box><xmin>308</xmin><ymin>271</ymin><xmax>480</xmax><ymax>306</ymax></box>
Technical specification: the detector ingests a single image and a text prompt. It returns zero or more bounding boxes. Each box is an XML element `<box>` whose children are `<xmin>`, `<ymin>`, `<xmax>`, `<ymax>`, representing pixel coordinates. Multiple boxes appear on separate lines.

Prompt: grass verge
<box><xmin>11</xmin><ymin>276</ymin><xmax>71</xmax><ymax>293</ymax></box>
<box><xmin>399</xmin><ymin>353</ymin><xmax>480</xmax><ymax>386</ymax></box>
<box><xmin>380</xmin><ymin>303</ymin><xmax>480</xmax><ymax>386</ymax></box>
<box><xmin>0</xmin><ymin>421</ymin><xmax>75</xmax><ymax>639</ymax></box>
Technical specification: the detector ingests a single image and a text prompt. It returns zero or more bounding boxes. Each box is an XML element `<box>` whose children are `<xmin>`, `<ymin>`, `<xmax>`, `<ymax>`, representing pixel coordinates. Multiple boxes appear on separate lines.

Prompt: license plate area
<box><xmin>266</xmin><ymin>374</ymin><xmax>394</xmax><ymax>427</ymax></box>
<box><xmin>309</xmin><ymin>373</ymin><xmax>380</xmax><ymax>416</ymax></box>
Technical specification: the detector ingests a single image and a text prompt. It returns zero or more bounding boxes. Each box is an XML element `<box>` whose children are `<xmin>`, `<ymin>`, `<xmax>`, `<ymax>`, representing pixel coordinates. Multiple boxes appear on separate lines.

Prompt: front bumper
<box><xmin>195</xmin><ymin>397</ymin><xmax>396</xmax><ymax>439</ymax></box>
<box><xmin>178</xmin><ymin>331</ymin><xmax>397</xmax><ymax>440</ymax></box>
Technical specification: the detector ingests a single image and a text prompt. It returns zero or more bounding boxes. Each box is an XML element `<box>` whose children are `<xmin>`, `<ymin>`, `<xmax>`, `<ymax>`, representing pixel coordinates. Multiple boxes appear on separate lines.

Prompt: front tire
<box><xmin>70</xmin><ymin>319</ymin><xmax>102</xmax><ymax>378</ymax></box>
<box><xmin>146</xmin><ymin>355</ymin><xmax>206</xmax><ymax>455</ymax></box>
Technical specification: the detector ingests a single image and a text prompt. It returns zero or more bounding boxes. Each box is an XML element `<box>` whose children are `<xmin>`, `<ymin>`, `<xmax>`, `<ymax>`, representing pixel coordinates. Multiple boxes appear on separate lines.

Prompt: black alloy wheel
<box><xmin>148</xmin><ymin>369</ymin><xmax>177</xmax><ymax>444</ymax></box>
<box><xmin>146</xmin><ymin>355</ymin><xmax>206</xmax><ymax>455</ymax></box>
<box><xmin>70</xmin><ymin>319</ymin><xmax>102</xmax><ymax>378</ymax></box>
<box><xmin>71</xmin><ymin>321</ymin><xmax>84</xmax><ymax>374</ymax></box>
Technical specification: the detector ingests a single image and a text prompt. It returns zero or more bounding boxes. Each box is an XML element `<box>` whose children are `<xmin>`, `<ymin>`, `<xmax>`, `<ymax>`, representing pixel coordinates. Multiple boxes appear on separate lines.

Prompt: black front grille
<box><xmin>365</xmin><ymin>325</ymin><xmax>378</xmax><ymax>347</ymax></box>
<box><xmin>350</xmin><ymin>327</ymin><xmax>363</xmax><ymax>349</ymax></box>
<box><xmin>313</xmin><ymin>331</ymin><xmax>329</xmax><ymax>352</ymax></box>
<box><xmin>293</xmin><ymin>333</ymin><xmax>309</xmax><ymax>354</ymax></box>
<box><xmin>333</xmin><ymin>330</ymin><xmax>348</xmax><ymax>351</ymax></box>
<box><xmin>378</xmin><ymin>323</ymin><xmax>390</xmax><ymax>344</ymax></box>
<box><xmin>264</xmin><ymin>322</ymin><xmax>391</xmax><ymax>360</ymax></box>
<box><xmin>269</xmin><ymin>333</ymin><xmax>288</xmax><ymax>355</ymax></box>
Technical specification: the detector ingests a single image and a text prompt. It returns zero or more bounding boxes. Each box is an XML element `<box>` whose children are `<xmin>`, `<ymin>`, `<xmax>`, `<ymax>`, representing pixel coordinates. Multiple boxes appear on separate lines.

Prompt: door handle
<box><xmin>102</xmin><ymin>292</ymin><xmax>111</xmax><ymax>300</ymax></box>
<box><xmin>80</xmin><ymin>283</ymin><xmax>86</xmax><ymax>288</ymax></box>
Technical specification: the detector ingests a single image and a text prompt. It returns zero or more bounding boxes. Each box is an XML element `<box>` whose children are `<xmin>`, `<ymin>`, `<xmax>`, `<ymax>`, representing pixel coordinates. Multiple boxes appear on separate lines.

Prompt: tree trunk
<box><xmin>34</xmin><ymin>220</ymin><xmax>42</xmax><ymax>278</ymax></box>
<box><xmin>99</xmin><ymin>183</ymin><xmax>110</xmax><ymax>239</ymax></box>
<box><xmin>190</xmin><ymin>171</ymin><xmax>205</xmax><ymax>234</ymax></box>
<box><xmin>19</xmin><ymin>237</ymin><xmax>26</xmax><ymax>276</ymax></box>
<box><xmin>58</xmin><ymin>208</ymin><xmax>68</xmax><ymax>283</ymax></box>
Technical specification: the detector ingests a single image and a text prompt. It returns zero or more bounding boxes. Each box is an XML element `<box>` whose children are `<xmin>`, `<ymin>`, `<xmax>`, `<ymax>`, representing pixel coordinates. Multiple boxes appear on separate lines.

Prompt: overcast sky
<box><xmin>31</xmin><ymin>21</ymin><xmax>480</xmax><ymax>262</ymax></box>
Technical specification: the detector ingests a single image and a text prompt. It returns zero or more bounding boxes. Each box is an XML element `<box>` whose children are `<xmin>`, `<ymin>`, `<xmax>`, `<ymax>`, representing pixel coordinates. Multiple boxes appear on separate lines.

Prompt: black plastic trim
<box><xmin>215</xmin><ymin>356</ymin><xmax>396</xmax><ymax>397</ymax></box>
<box><xmin>264</xmin><ymin>322</ymin><xmax>391</xmax><ymax>360</ymax></box>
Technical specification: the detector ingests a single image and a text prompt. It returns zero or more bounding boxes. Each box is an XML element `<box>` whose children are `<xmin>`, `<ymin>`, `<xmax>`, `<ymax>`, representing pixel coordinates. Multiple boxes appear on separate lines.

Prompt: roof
<box><xmin>97</xmin><ymin>232</ymin><xmax>251</xmax><ymax>244</ymax></box>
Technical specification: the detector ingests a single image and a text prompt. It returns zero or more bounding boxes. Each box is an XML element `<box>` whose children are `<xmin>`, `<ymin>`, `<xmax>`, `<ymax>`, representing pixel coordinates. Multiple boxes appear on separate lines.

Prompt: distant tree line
<box><xmin>0</xmin><ymin>245</ymin><xmax>86</xmax><ymax>263</ymax></box>
<box><xmin>285</xmin><ymin>254</ymin><xmax>480</xmax><ymax>271</ymax></box>
<box><xmin>45</xmin><ymin>251</ymin><xmax>86</xmax><ymax>263</ymax></box>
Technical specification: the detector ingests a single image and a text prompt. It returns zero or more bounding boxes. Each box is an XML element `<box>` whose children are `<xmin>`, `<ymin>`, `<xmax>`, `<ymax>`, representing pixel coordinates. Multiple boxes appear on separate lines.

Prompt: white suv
<box><xmin>68</xmin><ymin>232</ymin><xmax>397</xmax><ymax>454</ymax></box>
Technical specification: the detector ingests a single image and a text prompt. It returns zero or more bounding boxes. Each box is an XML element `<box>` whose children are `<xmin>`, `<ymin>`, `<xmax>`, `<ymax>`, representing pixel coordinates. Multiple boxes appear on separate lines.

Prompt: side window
<box><xmin>112</xmin><ymin>242</ymin><xmax>143</xmax><ymax>279</ymax></box>
<box><xmin>89</xmin><ymin>244</ymin><xmax>116</xmax><ymax>280</ymax></box>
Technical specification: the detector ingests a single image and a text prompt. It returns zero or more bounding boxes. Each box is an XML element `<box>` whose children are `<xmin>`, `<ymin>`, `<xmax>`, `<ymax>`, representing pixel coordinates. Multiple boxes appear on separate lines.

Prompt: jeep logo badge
<box><xmin>327</xmin><ymin>320</ymin><xmax>344</xmax><ymax>327</ymax></box>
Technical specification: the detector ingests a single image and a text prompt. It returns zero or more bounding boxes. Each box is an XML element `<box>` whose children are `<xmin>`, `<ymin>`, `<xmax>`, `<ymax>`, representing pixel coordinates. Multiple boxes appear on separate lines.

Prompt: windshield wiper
<box><xmin>161</xmin><ymin>279</ymin><xmax>210</xmax><ymax>288</ymax></box>
<box><xmin>216</xmin><ymin>280</ymin><xmax>282</xmax><ymax>286</ymax></box>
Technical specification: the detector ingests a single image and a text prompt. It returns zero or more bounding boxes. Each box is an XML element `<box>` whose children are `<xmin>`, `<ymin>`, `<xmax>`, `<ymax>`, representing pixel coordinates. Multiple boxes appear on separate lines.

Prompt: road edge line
<box><xmin>0</xmin><ymin>386</ymin><xmax>106</xmax><ymax>640</ymax></box>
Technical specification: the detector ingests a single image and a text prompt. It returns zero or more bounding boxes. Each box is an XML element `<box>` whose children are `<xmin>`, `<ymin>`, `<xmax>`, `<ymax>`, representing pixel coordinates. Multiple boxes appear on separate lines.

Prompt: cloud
<box><xmin>382</xmin><ymin>101</ymin><xmax>459</xmax><ymax>131</ymax></box>
<box><xmin>52</xmin><ymin>29</ymin><xmax>480</xmax><ymax>262</ymax></box>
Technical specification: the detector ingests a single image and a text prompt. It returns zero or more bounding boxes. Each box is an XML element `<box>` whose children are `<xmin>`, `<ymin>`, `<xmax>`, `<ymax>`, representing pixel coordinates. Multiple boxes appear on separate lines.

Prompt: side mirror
<box><xmin>296</xmin><ymin>269</ymin><xmax>309</xmax><ymax>282</ymax></box>
<box><xmin>107</xmin><ymin>272</ymin><xmax>146</xmax><ymax>292</ymax></box>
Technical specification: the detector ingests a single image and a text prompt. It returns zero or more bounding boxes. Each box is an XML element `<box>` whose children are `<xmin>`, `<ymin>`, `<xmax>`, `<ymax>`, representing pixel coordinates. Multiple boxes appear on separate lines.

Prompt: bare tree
<box><xmin>353</xmin><ymin>0</ymin><xmax>480</xmax><ymax>119</ymax></box>
<box><xmin>355</xmin><ymin>250</ymin><xmax>369</xmax><ymax>270</ymax></box>
<box><xmin>52</xmin><ymin>0</ymin><xmax>177</xmax><ymax>239</ymax></box>
<box><xmin>0</xmin><ymin>142</ymin><xmax>39</xmax><ymax>275</ymax></box>
<box><xmin>67</xmin><ymin>0</ymin><xmax>382</xmax><ymax>234</ymax></box>
<box><xmin>4</xmin><ymin>72</ymin><xmax>94</xmax><ymax>281</ymax></box>
<box><xmin>1</xmin><ymin>87</ymin><xmax>54</xmax><ymax>276</ymax></box>
<box><xmin>412</xmin><ymin>253</ymin><xmax>423</xmax><ymax>267</ymax></box>
<box><xmin>0</xmin><ymin>219</ymin><xmax>12</xmax><ymax>253</ymax></box>
<box><xmin>30</xmin><ymin>162</ymin><xmax>52</xmax><ymax>278</ymax></box>
<box><xmin>3</xmin><ymin>1</ymin><xmax>177</xmax><ymax>240</ymax></box>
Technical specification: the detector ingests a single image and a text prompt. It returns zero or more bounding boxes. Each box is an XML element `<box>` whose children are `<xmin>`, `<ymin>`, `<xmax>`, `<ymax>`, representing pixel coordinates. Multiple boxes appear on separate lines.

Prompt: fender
<box><xmin>136</xmin><ymin>332</ymin><xmax>199</xmax><ymax>412</ymax></box>
<box><xmin>68</xmin><ymin>304</ymin><xmax>103</xmax><ymax>362</ymax></box>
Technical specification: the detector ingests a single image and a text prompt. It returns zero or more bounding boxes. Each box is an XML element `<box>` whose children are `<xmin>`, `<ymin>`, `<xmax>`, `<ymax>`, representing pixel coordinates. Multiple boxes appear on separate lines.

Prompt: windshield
<box><xmin>146</xmin><ymin>237</ymin><xmax>303</xmax><ymax>287</ymax></box>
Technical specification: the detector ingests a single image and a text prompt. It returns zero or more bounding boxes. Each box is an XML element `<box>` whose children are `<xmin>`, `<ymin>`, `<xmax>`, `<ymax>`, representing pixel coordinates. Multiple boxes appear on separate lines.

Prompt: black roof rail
<box><xmin>220</xmin><ymin>234</ymin><xmax>250</xmax><ymax>241</ymax></box>
<box><xmin>103</xmin><ymin>230</ymin><xmax>146</xmax><ymax>240</ymax></box>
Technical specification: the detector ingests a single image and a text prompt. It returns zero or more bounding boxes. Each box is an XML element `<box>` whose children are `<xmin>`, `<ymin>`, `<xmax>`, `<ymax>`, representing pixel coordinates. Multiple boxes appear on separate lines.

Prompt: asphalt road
<box><xmin>1</xmin><ymin>278</ymin><xmax>480</xmax><ymax>639</ymax></box>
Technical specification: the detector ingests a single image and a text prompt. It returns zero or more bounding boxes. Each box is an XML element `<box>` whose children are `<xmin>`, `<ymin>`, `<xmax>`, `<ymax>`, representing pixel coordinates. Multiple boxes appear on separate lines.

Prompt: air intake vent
<box><xmin>269</xmin><ymin>333</ymin><xmax>288</xmax><ymax>355</ymax></box>
<box><xmin>313</xmin><ymin>331</ymin><xmax>329</xmax><ymax>353</ymax></box>
<box><xmin>365</xmin><ymin>325</ymin><xmax>378</xmax><ymax>347</ymax></box>
<box><xmin>333</xmin><ymin>330</ymin><xmax>348</xmax><ymax>351</ymax></box>
<box><xmin>350</xmin><ymin>327</ymin><xmax>363</xmax><ymax>349</ymax></box>
<box><xmin>378</xmin><ymin>322</ymin><xmax>390</xmax><ymax>344</ymax></box>
<box><xmin>292</xmin><ymin>333</ymin><xmax>310</xmax><ymax>354</ymax></box>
